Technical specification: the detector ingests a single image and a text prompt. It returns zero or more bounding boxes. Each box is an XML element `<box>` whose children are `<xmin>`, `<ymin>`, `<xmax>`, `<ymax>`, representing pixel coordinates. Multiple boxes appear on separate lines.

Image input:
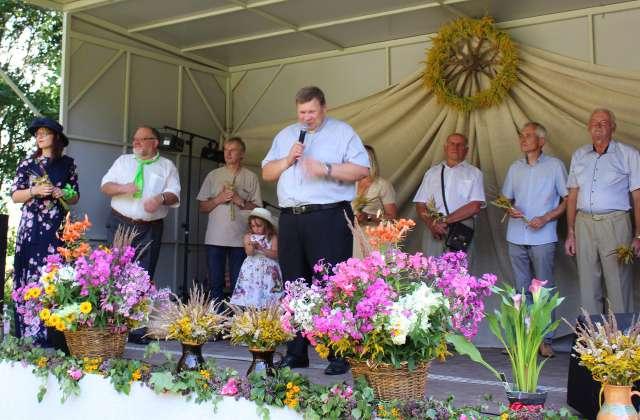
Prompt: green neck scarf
<box><xmin>133</xmin><ymin>153</ymin><xmax>160</xmax><ymax>199</ymax></box>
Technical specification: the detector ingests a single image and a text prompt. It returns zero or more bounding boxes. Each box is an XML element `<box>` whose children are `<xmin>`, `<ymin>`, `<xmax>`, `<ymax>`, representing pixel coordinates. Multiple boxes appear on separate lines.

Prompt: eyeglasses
<box><xmin>590</xmin><ymin>121</ymin><xmax>612</xmax><ymax>128</ymax></box>
<box><xmin>132</xmin><ymin>137</ymin><xmax>158</xmax><ymax>142</ymax></box>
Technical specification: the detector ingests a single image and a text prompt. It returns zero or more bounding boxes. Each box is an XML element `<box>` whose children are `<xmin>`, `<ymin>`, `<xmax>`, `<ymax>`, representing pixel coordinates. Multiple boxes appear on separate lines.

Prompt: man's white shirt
<box><xmin>413</xmin><ymin>160</ymin><xmax>485</xmax><ymax>213</ymax></box>
<box><xmin>101</xmin><ymin>154</ymin><xmax>181</xmax><ymax>221</ymax></box>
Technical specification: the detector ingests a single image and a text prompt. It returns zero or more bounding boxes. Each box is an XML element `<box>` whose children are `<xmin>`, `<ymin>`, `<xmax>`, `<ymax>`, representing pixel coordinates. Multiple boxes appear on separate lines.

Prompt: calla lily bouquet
<box><xmin>450</xmin><ymin>279</ymin><xmax>563</xmax><ymax>393</ymax></box>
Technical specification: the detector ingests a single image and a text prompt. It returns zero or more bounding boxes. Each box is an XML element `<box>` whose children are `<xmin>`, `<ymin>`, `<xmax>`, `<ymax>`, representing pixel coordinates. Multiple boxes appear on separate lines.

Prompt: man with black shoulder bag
<box><xmin>414</xmin><ymin>133</ymin><xmax>485</xmax><ymax>256</ymax></box>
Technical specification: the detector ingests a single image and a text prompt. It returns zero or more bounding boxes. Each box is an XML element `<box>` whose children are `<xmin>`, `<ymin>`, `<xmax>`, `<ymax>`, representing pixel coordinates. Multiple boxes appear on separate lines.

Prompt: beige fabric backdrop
<box><xmin>238</xmin><ymin>44</ymin><xmax>640</xmax><ymax>345</ymax></box>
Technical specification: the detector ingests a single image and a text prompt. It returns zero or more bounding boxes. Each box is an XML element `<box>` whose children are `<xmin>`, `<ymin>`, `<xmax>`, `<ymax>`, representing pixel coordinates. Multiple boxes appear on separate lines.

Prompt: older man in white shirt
<box><xmin>101</xmin><ymin>125</ymin><xmax>181</xmax><ymax>278</ymax></box>
<box><xmin>565</xmin><ymin>108</ymin><xmax>640</xmax><ymax>314</ymax></box>
<box><xmin>414</xmin><ymin>133</ymin><xmax>485</xmax><ymax>256</ymax></box>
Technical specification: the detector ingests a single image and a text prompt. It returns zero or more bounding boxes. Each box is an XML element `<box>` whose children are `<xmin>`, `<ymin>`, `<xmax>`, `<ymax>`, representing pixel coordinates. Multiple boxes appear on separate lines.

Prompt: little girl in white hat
<box><xmin>230</xmin><ymin>208</ymin><xmax>282</xmax><ymax>307</ymax></box>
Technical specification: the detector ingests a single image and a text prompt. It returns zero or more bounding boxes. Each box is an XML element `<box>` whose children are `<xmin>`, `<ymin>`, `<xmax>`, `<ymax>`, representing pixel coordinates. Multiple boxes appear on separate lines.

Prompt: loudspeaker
<box><xmin>566</xmin><ymin>312</ymin><xmax>640</xmax><ymax>420</ymax></box>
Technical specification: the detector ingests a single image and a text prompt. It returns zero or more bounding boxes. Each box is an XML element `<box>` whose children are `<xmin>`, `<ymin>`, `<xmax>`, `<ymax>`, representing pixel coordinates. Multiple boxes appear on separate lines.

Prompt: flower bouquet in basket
<box><xmin>12</xmin><ymin>215</ymin><xmax>165</xmax><ymax>358</ymax></box>
<box><xmin>227</xmin><ymin>303</ymin><xmax>294</xmax><ymax>377</ymax></box>
<box><xmin>147</xmin><ymin>285</ymin><xmax>229</xmax><ymax>372</ymax></box>
<box><xmin>281</xmin><ymin>218</ymin><xmax>497</xmax><ymax>401</ymax></box>
<box><xmin>565</xmin><ymin>309</ymin><xmax>640</xmax><ymax>418</ymax></box>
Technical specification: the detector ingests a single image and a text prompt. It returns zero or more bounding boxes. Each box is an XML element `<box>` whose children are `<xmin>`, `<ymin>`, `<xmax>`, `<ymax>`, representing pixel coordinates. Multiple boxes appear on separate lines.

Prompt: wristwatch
<box><xmin>324</xmin><ymin>162</ymin><xmax>332</xmax><ymax>177</ymax></box>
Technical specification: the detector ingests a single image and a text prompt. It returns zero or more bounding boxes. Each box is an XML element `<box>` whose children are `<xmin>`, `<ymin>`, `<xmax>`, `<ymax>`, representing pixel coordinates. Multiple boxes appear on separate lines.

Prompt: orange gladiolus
<box><xmin>73</xmin><ymin>242</ymin><xmax>91</xmax><ymax>259</ymax></box>
<box><xmin>57</xmin><ymin>214</ymin><xmax>93</xmax><ymax>261</ymax></box>
<box><xmin>365</xmin><ymin>218</ymin><xmax>416</xmax><ymax>248</ymax></box>
<box><xmin>59</xmin><ymin>214</ymin><xmax>92</xmax><ymax>243</ymax></box>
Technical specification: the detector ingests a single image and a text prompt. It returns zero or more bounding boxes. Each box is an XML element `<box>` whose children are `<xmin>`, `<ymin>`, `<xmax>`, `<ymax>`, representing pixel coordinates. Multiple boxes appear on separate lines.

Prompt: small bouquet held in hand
<box><xmin>227</xmin><ymin>303</ymin><xmax>293</xmax><ymax>350</ymax></box>
<box><xmin>147</xmin><ymin>285</ymin><xmax>229</xmax><ymax>345</ymax></box>
<box><xmin>566</xmin><ymin>309</ymin><xmax>640</xmax><ymax>385</ymax></box>
<box><xmin>609</xmin><ymin>245</ymin><xmax>635</xmax><ymax>265</ymax></box>
<box><xmin>425</xmin><ymin>196</ymin><xmax>446</xmax><ymax>225</ymax></box>
<box><xmin>29</xmin><ymin>167</ymin><xmax>77</xmax><ymax>211</ymax></box>
<box><xmin>490</xmin><ymin>195</ymin><xmax>529</xmax><ymax>224</ymax></box>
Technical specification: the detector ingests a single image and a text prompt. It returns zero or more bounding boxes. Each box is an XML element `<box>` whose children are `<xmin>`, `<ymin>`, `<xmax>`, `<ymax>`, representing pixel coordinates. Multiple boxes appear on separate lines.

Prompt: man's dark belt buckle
<box><xmin>292</xmin><ymin>205</ymin><xmax>307</xmax><ymax>215</ymax></box>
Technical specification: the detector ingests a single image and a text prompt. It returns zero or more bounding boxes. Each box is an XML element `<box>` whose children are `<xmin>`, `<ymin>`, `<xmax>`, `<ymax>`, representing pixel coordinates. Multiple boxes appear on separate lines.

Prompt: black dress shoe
<box><xmin>324</xmin><ymin>358</ymin><xmax>350</xmax><ymax>375</ymax></box>
<box><xmin>275</xmin><ymin>354</ymin><xmax>309</xmax><ymax>369</ymax></box>
<box><xmin>128</xmin><ymin>330</ymin><xmax>151</xmax><ymax>345</ymax></box>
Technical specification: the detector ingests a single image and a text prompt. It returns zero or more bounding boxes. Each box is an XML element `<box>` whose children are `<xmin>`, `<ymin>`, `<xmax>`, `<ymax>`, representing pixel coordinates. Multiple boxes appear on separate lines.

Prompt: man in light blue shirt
<box><xmin>503</xmin><ymin>122</ymin><xmax>567</xmax><ymax>357</ymax></box>
<box><xmin>262</xmin><ymin>86</ymin><xmax>369</xmax><ymax>375</ymax></box>
<box><xmin>565</xmin><ymin>108</ymin><xmax>640</xmax><ymax>314</ymax></box>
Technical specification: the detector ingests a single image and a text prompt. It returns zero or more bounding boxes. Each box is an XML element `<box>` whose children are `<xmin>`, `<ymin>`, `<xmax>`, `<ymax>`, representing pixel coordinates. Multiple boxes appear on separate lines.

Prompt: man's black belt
<box><xmin>280</xmin><ymin>201</ymin><xmax>349</xmax><ymax>215</ymax></box>
<box><xmin>111</xmin><ymin>208</ymin><xmax>163</xmax><ymax>225</ymax></box>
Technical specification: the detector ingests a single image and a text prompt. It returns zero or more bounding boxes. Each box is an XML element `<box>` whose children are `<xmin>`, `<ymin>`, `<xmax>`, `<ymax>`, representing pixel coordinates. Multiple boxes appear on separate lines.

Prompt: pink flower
<box><xmin>529</xmin><ymin>278</ymin><xmax>548</xmax><ymax>302</ymax></box>
<box><xmin>512</xmin><ymin>293</ymin><xmax>523</xmax><ymax>310</ymax></box>
<box><xmin>68</xmin><ymin>367</ymin><xmax>83</xmax><ymax>381</ymax></box>
<box><xmin>220</xmin><ymin>377</ymin><xmax>239</xmax><ymax>396</ymax></box>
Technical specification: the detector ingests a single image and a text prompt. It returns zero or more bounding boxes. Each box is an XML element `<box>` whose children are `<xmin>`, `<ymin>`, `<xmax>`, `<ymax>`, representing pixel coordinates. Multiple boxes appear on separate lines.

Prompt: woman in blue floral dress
<box><xmin>11</xmin><ymin>118</ymin><xmax>79</xmax><ymax>343</ymax></box>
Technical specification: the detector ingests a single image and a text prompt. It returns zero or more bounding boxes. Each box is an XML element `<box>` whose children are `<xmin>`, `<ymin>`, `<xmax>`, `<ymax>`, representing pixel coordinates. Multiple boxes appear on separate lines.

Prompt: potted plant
<box><xmin>12</xmin><ymin>215</ymin><xmax>163</xmax><ymax>358</ymax></box>
<box><xmin>282</xmin><ymin>219</ymin><xmax>497</xmax><ymax>401</ymax></box>
<box><xmin>567</xmin><ymin>309</ymin><xmax>640</xmax><ymax>420</ymax></box>
<box><xmin>227</xmin><ymin>303</ymin><xmax>293</xmax><ymax>377</ymax></box>
<box><xmin>450</xmin><ymin>279</ymin><xmax>563</xmax><ymax>414</ymax></box>
<box><xmin>147</xmin><ymin>285</ymin><xmax>228</xmax><ymax>372</ymax></box>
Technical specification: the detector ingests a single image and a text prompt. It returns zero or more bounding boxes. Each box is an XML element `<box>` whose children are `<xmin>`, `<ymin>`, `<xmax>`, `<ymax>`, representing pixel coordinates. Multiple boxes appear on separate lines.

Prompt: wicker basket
<box><xmin>63</xmin><ymin>327</ymin><xmax>128</xmax><ymax>358</ymax></box>
<box><xmin>349</xmin><ymin>359</ymin><xmax>431</xmax><ymax>401</ymax></box>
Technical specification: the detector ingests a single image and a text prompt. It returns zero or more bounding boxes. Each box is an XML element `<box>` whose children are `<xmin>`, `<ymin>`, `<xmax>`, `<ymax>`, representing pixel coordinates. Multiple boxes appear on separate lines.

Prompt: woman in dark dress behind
<box><xmin>11</xmin><ymin>117</ymin><xmax>79</xmax><ymax>344</ymax></box>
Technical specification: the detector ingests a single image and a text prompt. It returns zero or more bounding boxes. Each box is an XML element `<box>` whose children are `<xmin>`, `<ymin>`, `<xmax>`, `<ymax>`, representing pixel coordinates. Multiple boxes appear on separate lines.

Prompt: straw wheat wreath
<box><xmin>424</xmin><ymin>17</ymin><xmax>518</xmax><ymax>112</ymax></box>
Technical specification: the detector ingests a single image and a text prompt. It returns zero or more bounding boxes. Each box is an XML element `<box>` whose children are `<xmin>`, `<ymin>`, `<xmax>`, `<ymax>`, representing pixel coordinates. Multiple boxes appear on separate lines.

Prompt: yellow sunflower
<box><xmin>79</xmin><ymin>301</ymin><xmax>92</xmax><ymax>314</ymax></box>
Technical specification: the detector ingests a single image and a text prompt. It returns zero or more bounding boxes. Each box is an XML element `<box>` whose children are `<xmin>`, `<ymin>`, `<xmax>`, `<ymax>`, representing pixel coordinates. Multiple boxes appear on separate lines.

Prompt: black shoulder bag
<box><xmin>440</xmin><ymin>165</ymin><xmax>474</xmax><ymax>252</ymax></box>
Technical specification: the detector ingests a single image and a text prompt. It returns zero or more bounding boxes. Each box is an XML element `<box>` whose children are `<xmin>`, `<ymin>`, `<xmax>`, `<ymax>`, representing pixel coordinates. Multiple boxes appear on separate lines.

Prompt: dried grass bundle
<box><xmin>111</xmin><ymin>225</ymin><xmax>152</xmax><ymax>259</ymax></box>
<box><xmin>147</xmin><ymin>285</ymin><xmax>229</xmax><ymax>345</ymax></box>
<box><xmin>346</xmin><ymin>212</ymin><xmax>374</xmax><ymax>258</ymax></box>
<box><xmin>564</xmin><ymin>308</ymin><xmax>640</xmax><ymax>385</ymax></box>
<box><xmin>227</xmin><ymin>303</ymin><xmax>293</xmax><ymax>350</ymax></box>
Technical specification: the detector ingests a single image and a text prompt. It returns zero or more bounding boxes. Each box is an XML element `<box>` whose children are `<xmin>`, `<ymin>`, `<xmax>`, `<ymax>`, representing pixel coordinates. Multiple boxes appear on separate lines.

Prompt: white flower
<box><xmin>57</xmin><ymin>265</ymin><xmax>76</xmax><ymax>282</ymax></box>
<box><xmin>388</xmin><ymin>310</ymin><xmax>411</xmax><ymax>345</ymax></box>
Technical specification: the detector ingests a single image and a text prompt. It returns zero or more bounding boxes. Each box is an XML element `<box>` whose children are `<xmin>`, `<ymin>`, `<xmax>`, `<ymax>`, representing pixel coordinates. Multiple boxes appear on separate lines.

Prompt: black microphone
<box><xmin>298</xmin><ymin>129</ymin><xmax>307</xmax><ymax>144</ymax></box>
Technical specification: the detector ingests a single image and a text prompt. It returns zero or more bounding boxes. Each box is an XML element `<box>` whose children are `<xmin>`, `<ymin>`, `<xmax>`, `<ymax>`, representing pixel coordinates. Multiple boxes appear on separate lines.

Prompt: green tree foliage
<box><xmin>0</xmin><ymin>1</ymin><xmax>61</xmax><ymax>207</ymax></box>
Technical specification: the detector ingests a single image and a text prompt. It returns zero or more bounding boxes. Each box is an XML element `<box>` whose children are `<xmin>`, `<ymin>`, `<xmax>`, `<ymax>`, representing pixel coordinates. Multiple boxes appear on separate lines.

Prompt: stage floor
<box><xmin>126</xmin><ymin>339</ymin><xmax>576</xmax><ymax>416</ymax></box>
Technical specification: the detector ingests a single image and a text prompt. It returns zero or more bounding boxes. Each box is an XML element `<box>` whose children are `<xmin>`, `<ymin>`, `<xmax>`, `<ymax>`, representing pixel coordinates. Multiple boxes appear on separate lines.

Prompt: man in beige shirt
<box><xmin>197</xmin><ymin>137</ymin><xmax>262</xmax><ymax>302</ymax></box>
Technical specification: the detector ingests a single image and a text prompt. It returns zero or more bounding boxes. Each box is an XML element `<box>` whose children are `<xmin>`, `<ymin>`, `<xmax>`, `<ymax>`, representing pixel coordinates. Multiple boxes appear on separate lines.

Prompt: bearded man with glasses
<box><xmin>101</xmin><ymin>126</ymin><xmax>181</xmax><ymax>344</ymax></box>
